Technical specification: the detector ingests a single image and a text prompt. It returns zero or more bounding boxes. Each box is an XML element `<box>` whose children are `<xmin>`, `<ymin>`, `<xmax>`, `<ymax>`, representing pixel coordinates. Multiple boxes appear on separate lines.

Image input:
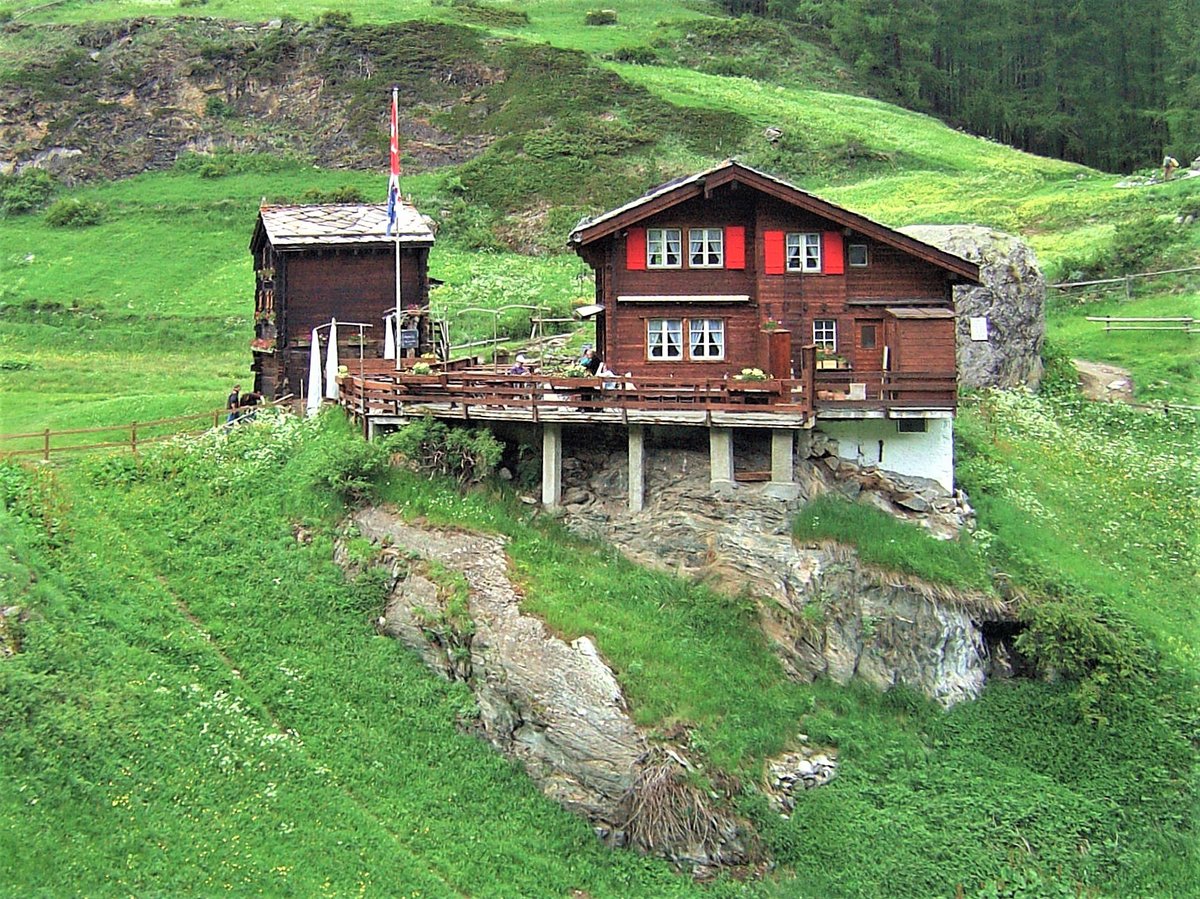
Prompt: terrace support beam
<box><xmin>766</xmin><ymin>428</ymin><xmax>801</xmax><ymax>500</ymax></box>
<box><xmin>628</xmin><ymin>425</ymin><xmax>645</xmax><ymax>512</ymax></box>
<box><xmin>709</xmin><ymin>426</ymin><xmax>735</xmax><ymax>490</ymax></box>
<box><xmin>542</xmin><ymin>422</ymin><xmax>563</xmax><ymax>508</ymax></box>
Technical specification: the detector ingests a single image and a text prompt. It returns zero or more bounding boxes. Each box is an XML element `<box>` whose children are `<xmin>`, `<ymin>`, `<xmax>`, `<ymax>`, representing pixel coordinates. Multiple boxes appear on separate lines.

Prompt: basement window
<box><xmin>896</xmin><ymin>419</ymin><xmax>928</xmax><ymax>433</ymax></box>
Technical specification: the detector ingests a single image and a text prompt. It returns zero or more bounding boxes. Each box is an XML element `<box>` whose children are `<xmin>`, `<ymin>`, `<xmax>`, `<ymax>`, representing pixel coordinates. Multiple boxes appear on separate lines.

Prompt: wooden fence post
<box><xmin>131</xmin><ymin>421</ymin><xmax>138</xmax><ymax>454</ymax></box>
<box><xmin>43</xmin><ymin>429</ymin><xmax>50</xmax><ymax>462</ymax></box>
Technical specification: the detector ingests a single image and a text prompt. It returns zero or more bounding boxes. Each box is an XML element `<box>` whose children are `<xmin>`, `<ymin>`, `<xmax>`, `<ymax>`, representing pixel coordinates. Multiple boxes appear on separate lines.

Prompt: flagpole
<box><xmin>389</xmin><ymin>85</ymin><xmax>403</xmax><ymax>372</ymax></box>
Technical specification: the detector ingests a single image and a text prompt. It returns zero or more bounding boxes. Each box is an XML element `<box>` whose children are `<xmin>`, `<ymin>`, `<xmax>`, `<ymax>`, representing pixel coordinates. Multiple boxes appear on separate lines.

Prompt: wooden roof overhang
<box><xmin>569</xmin><ymin>160</ymin><xmax>981</xmax><ymax>285</ymax></box>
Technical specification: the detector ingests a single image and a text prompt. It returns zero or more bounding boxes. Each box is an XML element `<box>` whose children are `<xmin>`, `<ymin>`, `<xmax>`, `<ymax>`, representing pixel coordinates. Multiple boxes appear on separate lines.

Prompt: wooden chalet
<box><xmin>331</xmin><ymin>161</ymin><xmax>981</xmax><ymax>507</ymax></box>
<box><xmin>568</xmin><ymin>159</ymin><xmax>977</xmax><ymax>389</ymax></box>
<box><xmin>249</xmin><ymin>202</ymin><xmax>435</xmax><ymax>399</ymax></box>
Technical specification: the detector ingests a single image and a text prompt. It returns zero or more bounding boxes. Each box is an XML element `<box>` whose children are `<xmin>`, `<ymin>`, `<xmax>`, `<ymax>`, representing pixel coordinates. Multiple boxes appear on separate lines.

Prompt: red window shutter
<box><xmin>725</xmin><ymin>226</ymin><xmax>745</xmax><ymax>269</ymax></box>
<box><xmin>822</xmin><ymin>231</ymin><xmax>845</xmax><ymax>275</ymax></box>
<box><xmin>764</xmin><ymin>230</ymin><xmax>785</xmax><ymax>275</ymax></box>
<box><xmin>626</xmin><ymin>227</ymin><xmax>647</xmax><ymax>271</ymax></box>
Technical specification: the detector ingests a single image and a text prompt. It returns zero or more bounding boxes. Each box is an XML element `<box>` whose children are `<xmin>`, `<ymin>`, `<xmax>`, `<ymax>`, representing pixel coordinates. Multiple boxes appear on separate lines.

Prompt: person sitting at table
<box><xmin>582</xmin><ymin>348</ymin><xmax>603</xmax><ymax>376</ymax></box>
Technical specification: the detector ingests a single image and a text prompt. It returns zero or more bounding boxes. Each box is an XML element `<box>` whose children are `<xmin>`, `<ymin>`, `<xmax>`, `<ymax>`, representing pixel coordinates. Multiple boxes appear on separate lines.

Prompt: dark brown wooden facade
<box><xmin>248</xmin><ymin>203</ymin><xmax>434</xmax><ymax>399</ymax></box>
<box><xmin>569</xmin><ymin>161</ymin><xmax>979</xmax><ymax>389</ymax></box>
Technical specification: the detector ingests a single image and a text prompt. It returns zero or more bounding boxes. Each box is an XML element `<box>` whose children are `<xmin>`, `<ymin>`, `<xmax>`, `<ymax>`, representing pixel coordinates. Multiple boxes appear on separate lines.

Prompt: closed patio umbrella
<box><xmin>306</xmin><ymin>327</ymin><xmax>323</xmax><ymax>417</ymax></box>
<box><xmin>384</xmin><ymin>312</ymin><xmax>396</xmax><ymax>360</ymax></box>
<box><xmin>324</xmin><ymin>318</ymin><xmax>340</xmax><ymax>400</ymax></box>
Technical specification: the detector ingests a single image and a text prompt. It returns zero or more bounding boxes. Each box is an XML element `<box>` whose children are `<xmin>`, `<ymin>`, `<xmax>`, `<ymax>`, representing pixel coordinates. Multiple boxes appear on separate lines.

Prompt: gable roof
<box><xmin>252</xmin><ymin>202</ymin><xmax>434</xmax><ymax>251</ymax></box>
<box><xmin>569</xmin><ymin>159</ymin><xmax>980</xmax><ymax>283</ymax></box>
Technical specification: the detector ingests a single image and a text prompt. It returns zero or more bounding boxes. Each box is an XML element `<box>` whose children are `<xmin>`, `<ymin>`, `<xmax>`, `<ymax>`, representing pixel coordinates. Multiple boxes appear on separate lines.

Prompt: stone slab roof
<box><xmin>258</xmin><ymin>203</ymin><xmax>434</xmax><ymax>248</ymax></box>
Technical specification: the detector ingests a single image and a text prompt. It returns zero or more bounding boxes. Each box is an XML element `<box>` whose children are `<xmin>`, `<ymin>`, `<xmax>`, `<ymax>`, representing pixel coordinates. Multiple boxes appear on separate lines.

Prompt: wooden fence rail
<box><xmin>1085</xmin><ymin>316</ymin><xmax>1198</xmax><ymax>334</ymax></box>
<box><xmin>0</xmin><ymin>398</ymin><xmax>293</xmax><ymax>461</ymax></box>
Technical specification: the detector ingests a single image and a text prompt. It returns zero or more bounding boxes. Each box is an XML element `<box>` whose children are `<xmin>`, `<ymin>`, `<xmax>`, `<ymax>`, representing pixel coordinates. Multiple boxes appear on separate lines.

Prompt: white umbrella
<box><xmin>384</xmin><ymin>312</ymin><xmax>396</xmax><ymax>360</ymax></box>
<box><xmin>306</xmin><ymin>327</ymin><xmax>323</xmax><ymax>417</ymax></box>
<box><xmin>324</xmin><ymin>318</ymin><xmax>340</xmax><ymax>399</ymax></box>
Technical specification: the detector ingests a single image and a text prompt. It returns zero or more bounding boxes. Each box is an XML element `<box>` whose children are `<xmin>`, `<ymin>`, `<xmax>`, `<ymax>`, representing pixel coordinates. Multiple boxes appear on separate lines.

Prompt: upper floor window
<box><xmin>786</xmin><ymin>233</ymin><xmax>821</xmax><ymax>272</ymax></box>
<box><xmin>813</xmin><ymin>319</ymin><xmax>837</xmax><ymax>351</ymax></box>
<box><xmin>647</xmin><ymin>228</ymin><xmax>682</xmax><ymax>269</ymax></box>
<box><xmin>848</xmin><ymin>243</ymin><xmax>869</xmax><ymax>267</ymax></box>
<box><xmin>689</xmin><ymin>319</ymin><xmax>725</xmax><ymax>359</ymax></box>
<box><xmin>688</xmin><ymin>228</ymin><xmax>724</xmax><ymax>268</ymax></box>
<box><xmin>648</xmin><ymin>318</ymin><xmax>684</xmax><ymax>359</ymax></box>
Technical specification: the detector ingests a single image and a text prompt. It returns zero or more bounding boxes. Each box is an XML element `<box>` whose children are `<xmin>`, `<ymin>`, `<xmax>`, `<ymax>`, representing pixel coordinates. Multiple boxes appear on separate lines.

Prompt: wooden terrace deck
<box><xmin>336</xmin><ymin>361</ymin><xmax>956</xmax><ymax>429</ymax></box>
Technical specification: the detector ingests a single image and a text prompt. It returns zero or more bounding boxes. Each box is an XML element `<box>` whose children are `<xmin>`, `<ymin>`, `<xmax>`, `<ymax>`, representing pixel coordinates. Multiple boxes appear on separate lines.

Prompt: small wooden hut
<box><xmin>248</xmin><ymin>202</ymin><xmax>435</xmax><ymax>399</ymax></box>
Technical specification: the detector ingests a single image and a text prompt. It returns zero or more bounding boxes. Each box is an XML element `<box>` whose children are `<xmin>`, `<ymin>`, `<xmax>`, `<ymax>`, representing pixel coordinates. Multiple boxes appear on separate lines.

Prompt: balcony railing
<box><xmin>335</xmin><ymin>362</ymin><xmax>956</xmax><ymax>422</ymax></box>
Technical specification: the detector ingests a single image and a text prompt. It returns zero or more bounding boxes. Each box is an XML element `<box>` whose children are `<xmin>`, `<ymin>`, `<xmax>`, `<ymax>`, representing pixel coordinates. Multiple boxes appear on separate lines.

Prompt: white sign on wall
<box><xmin>969</xmin><ymin>316</ymin><xmax>989</xmax><ymax>341</ymax></box>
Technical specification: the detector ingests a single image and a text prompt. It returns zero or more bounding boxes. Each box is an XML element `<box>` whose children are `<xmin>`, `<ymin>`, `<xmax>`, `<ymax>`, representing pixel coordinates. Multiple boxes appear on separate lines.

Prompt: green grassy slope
<box><xmin>2</xmin><ymin>414</ymin><xmax>1194</xmax><ymax>897</ymax></box>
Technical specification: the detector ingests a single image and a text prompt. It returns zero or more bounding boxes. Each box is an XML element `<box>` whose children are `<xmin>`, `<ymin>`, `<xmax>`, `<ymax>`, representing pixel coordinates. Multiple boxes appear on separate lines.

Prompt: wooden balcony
<box><xmin>335</xmin><ymin>360</ymin><xmax>957</xmax><ymax>430</ymax></box>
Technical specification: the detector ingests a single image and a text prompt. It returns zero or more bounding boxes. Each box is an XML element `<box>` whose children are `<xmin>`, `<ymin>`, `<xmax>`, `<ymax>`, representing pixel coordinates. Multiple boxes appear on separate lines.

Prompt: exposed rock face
<box><xmin>346</xmin><ymin>507</ymin><xmax>753</xmax><ymax>873</ymax></box>
<box><xmin>901</xmin><ymin>224</ymin><xmax>1046</xmax><ymax>390</ymax></box>
<box><xmin>559</xmin><ymin>443</ymin><xmax>1008</xmax><ymax>707</ymax></box>
<box><xmin>351</xmin><ymin>508</ymin><xmax>646</xmax><ymax>820</ymax></box>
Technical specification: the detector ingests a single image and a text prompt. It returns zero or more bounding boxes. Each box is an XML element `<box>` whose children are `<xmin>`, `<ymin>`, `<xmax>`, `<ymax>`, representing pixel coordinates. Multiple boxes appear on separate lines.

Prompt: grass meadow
<box><xmin>2</xmin><ymin>411</ymin><xmax>1195</xmax><ymax>897</ymax></box>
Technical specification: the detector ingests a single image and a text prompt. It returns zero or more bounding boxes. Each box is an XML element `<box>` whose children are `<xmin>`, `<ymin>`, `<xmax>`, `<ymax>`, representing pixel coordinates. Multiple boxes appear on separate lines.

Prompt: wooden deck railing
<box><xmin>337</xmin><ymin>366</ymin><xmax>957</xmax><ymax>420</ymax></box>
<box><xmin>812</xmin><ymin>370</ymin><xmax>958</xmax><ymax>408</ymax></box>
<box><xmin>339</xmin><ymin>371</ymin><xmax>812</xmax><ymax>419</ymax></box>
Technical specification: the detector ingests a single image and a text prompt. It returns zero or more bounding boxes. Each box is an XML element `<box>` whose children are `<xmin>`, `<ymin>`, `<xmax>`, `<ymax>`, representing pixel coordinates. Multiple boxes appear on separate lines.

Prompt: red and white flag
<box><xmin>386</xmin><ymin>87</ymin><xmax>401</xmax><ymax>236</ymax></box>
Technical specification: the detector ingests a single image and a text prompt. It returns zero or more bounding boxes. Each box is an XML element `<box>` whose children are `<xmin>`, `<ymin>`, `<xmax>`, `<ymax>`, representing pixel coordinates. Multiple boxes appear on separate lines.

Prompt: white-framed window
<box><xmin>689</xmin><ymin>319</ymin><xmax>725</xmax><ymax>359</ymax></box>
<box><xmin>786</xmin><ymin>232</ymin><xmax>822</xmax><ymax>272</ymax></box>
<box><xmin>848</xmin><ymin>243</ymin><xmax>869</xmax><ymax>267</ymax></box>
<box><xmin>813</xmin><ymin>319</ymin><xmax>837</xmax><ymax>351</ymax></box>
<box><xmin>648</xmin><ymin>318</ymin><xmax>684</xmax><ymax>359</ymax></box>
<box><xmin>647</xmin><ymin>228</ymin><xmax>682</xmax><ymax>268</ymax></box>
<box><xmin>688</xmin><ymin>228</ymin><xmax>724</xmax><ymax>268</ymax></box>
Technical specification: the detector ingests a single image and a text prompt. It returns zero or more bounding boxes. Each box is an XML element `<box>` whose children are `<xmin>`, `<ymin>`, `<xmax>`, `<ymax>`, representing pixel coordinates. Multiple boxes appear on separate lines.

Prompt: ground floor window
<box><xmin>689</xmin><ymin>318</ymin><xmax>725</xmax><ymax>359</ymax></box>
<box><xmin>648</xmin><ymin>318</ymin><xmax>684</xmax><ymax>359</ymax></box>
<box><xmin>813</xmin><ymin>318</ymin><xmax>837</xmax><ymax>351</ymax></box>
<box><xmin>896</xmin><ymin>418</ymin><xmax>928</xmax><ymax>433</ymax></box>
<box><xmin>647</xmin><ymin>318</ymin><xmax>727</xmax><ymax>361</ymax></box>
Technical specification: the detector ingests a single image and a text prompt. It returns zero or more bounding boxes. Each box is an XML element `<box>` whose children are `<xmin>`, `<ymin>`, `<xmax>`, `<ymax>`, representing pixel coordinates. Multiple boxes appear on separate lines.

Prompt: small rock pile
<box><xmin>764</xmin><ymin>742</ymin><xmax>839</xmax><ymax>815</ymax></box>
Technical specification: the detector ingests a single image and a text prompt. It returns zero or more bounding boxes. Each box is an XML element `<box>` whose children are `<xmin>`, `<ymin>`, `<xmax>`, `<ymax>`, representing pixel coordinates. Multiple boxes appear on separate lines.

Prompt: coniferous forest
<box><xmin>727</xmin><ymin>0</ymin><xmax>1200</xmax><ymax>172</ymax></box>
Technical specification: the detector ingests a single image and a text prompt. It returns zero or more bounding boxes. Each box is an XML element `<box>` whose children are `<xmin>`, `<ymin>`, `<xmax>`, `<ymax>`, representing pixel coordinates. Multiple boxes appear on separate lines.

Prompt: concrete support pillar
<box><xmin>766</xmin><ymin>428</ymin><xmax>801</xmax><ymax>500</ymax></box>
<box><xmin>709</xmin><ymin>426</ymin><xmax>735</xmax><ymax>488</ymax></box>
<box><xmin>628</xmin><ymin>425</ymin><xmax>645</xmax><ymax>513</ymax></box>
<box><xmin>542</xmin><ymin>422</ymin><xmax>563</xmax><ymax>508</ymax></box>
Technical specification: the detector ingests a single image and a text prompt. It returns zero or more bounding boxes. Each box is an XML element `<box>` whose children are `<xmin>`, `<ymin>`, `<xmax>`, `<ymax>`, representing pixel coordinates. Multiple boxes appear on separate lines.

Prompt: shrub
<box><xmin>385</xmin><ymin>417</ymin><xmax>503</xmax><ymax>483</ymax></box>
<box><xmin>1108</xmin><ymin>212</ymin><xmax>1180</xmax><ymax>273</ymax></box>
<box><xmin>315</xmin><ymin>9</ymin><xmax>352</xmax><ymax>27</ymax></box>
<box><xmin>299</xmin><ymin>185</ymin><xmax>366</xmax><ymax>204</ymax></box>
<box><xmin>44</xmin><ymin>198</ymin><xmax>104</xmax><ymax>228</ymax></box>
<box><xmin>608</xmin><ymin>46</ymin><xmax>657</xmax><ymax>65</ymax></box>
<box><xmin>584</xmin><ymin>9</ymin><xmax>618</xmax><ymax>25</ymax></box>
<box><xmin>0</xmin><ymin>170</ymin><xmax>56</xmax><ymax>215</ymax></box>
<box><xmin>203</xmin><ymin>95</ymin><xmax>235</xmax><ymax>118</ymax></box>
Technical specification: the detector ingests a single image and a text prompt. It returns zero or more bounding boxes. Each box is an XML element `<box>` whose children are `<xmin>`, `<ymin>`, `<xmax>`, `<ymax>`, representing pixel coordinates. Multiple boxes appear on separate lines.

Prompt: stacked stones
<box><xmin>765</xmin><ymin>742</ymin><xmax>839</xmax><ymax>815</ymax></box>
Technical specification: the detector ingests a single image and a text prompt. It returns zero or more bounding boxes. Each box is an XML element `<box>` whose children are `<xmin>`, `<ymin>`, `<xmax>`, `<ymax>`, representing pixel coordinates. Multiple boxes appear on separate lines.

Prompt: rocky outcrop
<box><xmin>345</xmin><ymin>508</ymin><xmax>754</xmax><ymax>874</ymax></box>
<box><xmin>558</xmin><ymin>443</ymin><xmax>1009</xmax><ymax>707</ymax></box>
<box><xmin>901</xmin><ymin>224</ymin><xmax>1046</xmax><ymax>390</ymax></box>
